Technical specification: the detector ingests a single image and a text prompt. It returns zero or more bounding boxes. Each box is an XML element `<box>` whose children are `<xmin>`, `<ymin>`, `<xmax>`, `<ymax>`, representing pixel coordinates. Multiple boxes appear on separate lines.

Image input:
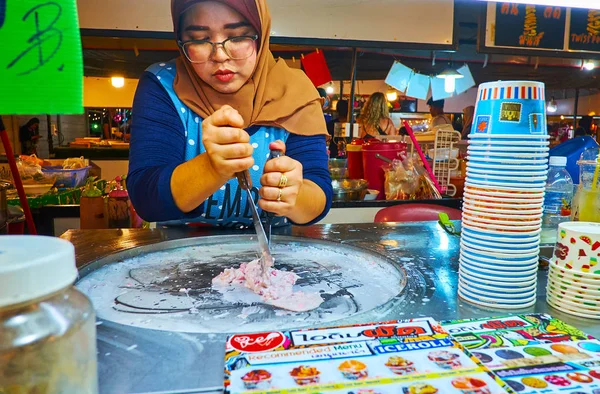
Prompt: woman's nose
<box><xmin>212</xmin><ymin>44</ymin><xmax>229</xmax><ymax>62</ymax></box>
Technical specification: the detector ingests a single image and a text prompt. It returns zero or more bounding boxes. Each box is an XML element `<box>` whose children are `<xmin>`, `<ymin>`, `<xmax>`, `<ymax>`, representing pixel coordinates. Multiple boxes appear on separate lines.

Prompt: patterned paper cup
<box><xmin>460</xmin><ymin>262</ymin><xmax>539</xmax><ymax>280</ymax></box>
<box><xmin>460</xmin><ymin>268</ymin><xmax>537</xmax><ymax>288</ymax></box>
<box><xmin>461</xmin><ymin>248</ymin><xmax>540</xmax><ymax>263</ymax></box>
<box><xmin>462</xmin><ymin>218</ymin><xmax>541</xmax><ymax>232</ymax></box>
<box><xmin>460</xmin><ymin>288</ymin><xmax>536</xmax><ymax>310</ymax></box>
<box><xmin>547</xmin><ymin>281</ymin><xmax>600</xmax><ymax>302</ymax></box>
<box><xmin>463</xmin><ymin>197</ymin><xmax>544</xmax><ymax>209</ymax></box>
<box><xmin>460</xmin><ymin>257</ymin><xmax>538</xmax><ymax>276</ymax></box>
<box><xmin>460</xmin><ymin>277</ymin><xmax>537</xmax><ymax>294</ymax></box>
<box><xmin>461</xmin><ymin>228</ymin><xmax>541</xmax><ymax>244</ymax></box>
<box><xmin>459</xmin><ymin>266</ymin><xmax>538</xmax><ymax>283</ymax></box>
<box><xmin>463</xmin><ymin>201</ymin><xmax>544</xmax><ymax>215</ymax></box>
<box><xmin>465</xmin><ymin>181</ymin><xmax>546</xmax><ymax>193</ymax></box>
<box><xmin>551</xmin><ymin>222</ymin><xmax>600</xmax><ymax>273</ymax></box>
<box><xmin>467</xmin><ymin>156</ymin><xmax>548</xmax><ymax>165</ymax></box>
<box><xmin>465</xmin><ymin>190</ymin><xmax>545</xmax><ymax>200</ymax></box>
<box><xmin>462</xmin><ymin>234</ymin><xmax>540</xmax><ymax>250</ymax></box>
<box><xmin>472</xmin><ymin>81</ymin><xmax>547</xmax><ymax>137</ymax></box>
<box><xmin>547</xmin><ymin>292</ymin><xmax>600</xmax><ymax>313</ymax></box>
<box><xmin>469</xmin><ymin>139</ymin><xmax>550</xmax><ymax>146</ymax></box>
<box><xmin>469</xmin><ymin>133</ymin><xmax>550</xmax><ymax>140</ymax></box>
<box><xmin>460</xmin><ymin>281</ymin><xmax>537</xmax><ymax>301</ymax></box>
<box><xmin>461</xmin><ymin>244</ymin><xmax>540</xmax><ymax>261</ymax></box>
<box><xmin>466</xmin><ymin>167</ymin><xmax>548</xmax><ymax>177</ymax></box>
<box><xmin>548</xmin><ymin>266</ymin><xmax>600</xmax><ymax>288</ymax></box>
<box><xmin>463</xmin><ymin>210</ymin><xmax>543</xmax><ymax>224</ymax></box>
<box><xmin>462</xmin><ymin>242</ymin><xmax>539</xmax><ymax>256</ymax></box>
<box><xmin>546</xmin><ymin>294</ymin><xmax>600</xmax><ymax>319</ymax></box>
<box><xmin>468</xmin><ymin>146</ymin><xmax>550</xmax><ymax>153</ymax></box>
<box><xmin>462</xmin><ymin>221</ymin><xmax>542</xmax><ymax>236</ymax></box>
<box><xmin>547</xmin><ymin>275</ymin><xmax>600</xmax><ymax>297</ymax></box>
<box><xmin>550</xmin><ymin>264</ymin><xmax>600</xmax><ymax>282</ymax></box>
<box><xmin>466</xmin><ymin>178</ymin><xmax>547</xmax><ymax>189</ymax></box>
<box><xmin>466</xmin><ymin>177</ymin><xmax>547</xmax><ymax>188</ymax></box>
<box><xmin>467</xmin><ymin>162</ymin><xmax>548</xmax><ymax>171</ymax></box>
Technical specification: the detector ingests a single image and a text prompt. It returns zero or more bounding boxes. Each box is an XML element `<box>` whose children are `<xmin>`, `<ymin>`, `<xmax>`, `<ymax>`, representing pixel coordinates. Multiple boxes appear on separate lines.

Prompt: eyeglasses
<box><xmin>178</xmin><ymin>35</ymin><xmax>258</xmax><ymax>64</ymax></box>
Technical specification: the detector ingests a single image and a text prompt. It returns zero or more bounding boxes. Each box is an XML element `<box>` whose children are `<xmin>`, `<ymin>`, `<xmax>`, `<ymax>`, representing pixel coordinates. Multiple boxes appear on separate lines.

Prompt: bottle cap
<box><xmin>549</xmin><ymin>156</ymin><xmax>567</xmax><ymax>166</ymax></box>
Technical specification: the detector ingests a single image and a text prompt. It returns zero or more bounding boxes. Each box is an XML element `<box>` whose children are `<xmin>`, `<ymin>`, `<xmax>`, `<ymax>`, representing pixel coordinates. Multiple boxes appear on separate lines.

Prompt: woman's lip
<box><xmin>214</xmin><ymin>70</ymin><xmax>235</xmax><ymax>82</ymax></box>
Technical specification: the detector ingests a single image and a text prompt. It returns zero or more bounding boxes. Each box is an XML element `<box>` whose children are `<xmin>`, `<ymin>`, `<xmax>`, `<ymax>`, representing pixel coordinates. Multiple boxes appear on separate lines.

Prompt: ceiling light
<box><xmin>583</xmin><ymin>61</ymin><xmax>595</xmax><ymax>71</ymax></box>
<box><xmin>437</xmin><ymin>68</ymin><xmax>464</xmax><ymax>93</ymax></box>
<box><xmin>386</xmin><ymin>90</ymin><xmax>398</xmax><ymax>101</ymax></box>
<box><xmin>111</xmin><ymin>77</ymin><xmax>125</xmax><ymax>88</ymax></box>
<box><xmin>547</xmin><ymin>97</ymin><xmax>558</xmax><ymax>113</ymax></box>
<box><xmin>325</xmin><ymin>85</ymin><xmax>334</xmax><ymax>95</ymax></box>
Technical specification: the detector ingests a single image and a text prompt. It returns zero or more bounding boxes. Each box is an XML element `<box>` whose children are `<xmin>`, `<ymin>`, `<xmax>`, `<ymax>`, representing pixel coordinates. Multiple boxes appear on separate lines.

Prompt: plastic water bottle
<box><xmin>541</xmin><ymin>156</ymin><xmax>574</xmax><ymax>243</ymax></box>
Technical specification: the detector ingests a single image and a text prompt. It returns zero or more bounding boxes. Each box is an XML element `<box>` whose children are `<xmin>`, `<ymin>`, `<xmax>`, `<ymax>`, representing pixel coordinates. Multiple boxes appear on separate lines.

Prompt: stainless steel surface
<box><xmin>76</xmin><ymin>236</ymin><xmax>407</xmax><ymax>333</ymax></box>
<box><xmin>235</xmin><ymin>170</ymin><xmax>273</xmax><ymax>269</ymax></box>
<box><xmin>62</xmin><ymin>223</ymin><xmax>600</xmax><ymax>394</ymax></box>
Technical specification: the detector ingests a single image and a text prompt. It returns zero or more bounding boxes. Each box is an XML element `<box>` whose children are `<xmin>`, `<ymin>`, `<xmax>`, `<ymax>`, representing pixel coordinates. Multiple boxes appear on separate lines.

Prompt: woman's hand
<box><xmin>202</xmin><ymin>105</ymin><xmax>254</xmax><ymax>180</ymax></box>
<box><xmin>258</xmin><ymin>140</ymin><xmax>303</xmax><ymax>216</ymax></box>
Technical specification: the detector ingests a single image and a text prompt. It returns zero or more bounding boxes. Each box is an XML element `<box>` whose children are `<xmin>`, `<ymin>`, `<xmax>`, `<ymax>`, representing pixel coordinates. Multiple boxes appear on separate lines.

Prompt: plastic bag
<box><xmin>62</xmin><ymin>156</ymin><xmax>87</xmax><ymax>169</ymax></box>
<box><xmin>384</xmin><ymin>157</ymin><xmax>441</xmax><ymax>200</ymax></box>
<box><xmin>384</xmin><ymin>158</ymin><xmax>417</xmax><ymax>200</ymax></box>
<box><xmin>16</xmin><ymin>157</ymin><xmax>43</xmax><ymax>181</ymax></box>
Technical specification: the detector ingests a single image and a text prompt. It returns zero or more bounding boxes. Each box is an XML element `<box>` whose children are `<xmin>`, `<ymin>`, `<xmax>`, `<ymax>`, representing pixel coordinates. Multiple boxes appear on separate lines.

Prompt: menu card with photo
<box><xmin>442</xmin><ymin>314</ymin><xmax>600</xmax><ymax>393</ymax></box>
<box><xmin>224</xmin><ymin>318</ymin><xmax>510</xmax><ymax>394</ymax></box>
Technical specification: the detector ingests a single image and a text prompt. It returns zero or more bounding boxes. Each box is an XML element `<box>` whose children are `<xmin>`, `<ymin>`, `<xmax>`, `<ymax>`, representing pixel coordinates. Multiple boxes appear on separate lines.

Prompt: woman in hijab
<box><xmin>461</xmin><ymin>105</ymin><xmax>475</xmax><ymax>139</ymax></box>
<box><xmin>128</xmin><ymin>0</ymin><xmax>332</xmax><ymax>228</ymax></box>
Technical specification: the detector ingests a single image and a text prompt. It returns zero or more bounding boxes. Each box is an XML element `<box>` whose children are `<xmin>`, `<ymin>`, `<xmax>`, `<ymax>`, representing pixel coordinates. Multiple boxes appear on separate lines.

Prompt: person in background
<box><xmin>358</xmin><ymin>92</ymin><xmax>397</xmax><ymax>139</ymax></box>
<box><xmin>19</xmin><ymin>117</ymin><xmax>40</xmax><ymax>155</ymax></box>
<box><xmin>318</xmin><ymin>87</ymin><xmax>332</xmax><ymax>124</ymax></box>
<box><xmin>574</xmin><ymin>115</ymin><xmax>593</xmax><ymax>137</ymax></box>
<box><xmin>427</xmin><ymin>98</ymin><xmax>451</xmax><ymax>131</ymax></box>
<box><xmin>461</xmin><ymin>105</ymin><xmax>475</xmax><ymax>139</ymax></box>
<box><xmin>326</xmin><ymin>99</ymin><xmax>349</xmax><ymax>158</ymax></box>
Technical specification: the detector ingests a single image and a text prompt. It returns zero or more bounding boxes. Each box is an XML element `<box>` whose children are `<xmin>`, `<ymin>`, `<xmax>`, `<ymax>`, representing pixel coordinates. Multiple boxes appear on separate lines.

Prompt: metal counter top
<box><xmin>62</xmin><ymin>223</ymin><xmax>600</xmax><ymax>394</ymax></box>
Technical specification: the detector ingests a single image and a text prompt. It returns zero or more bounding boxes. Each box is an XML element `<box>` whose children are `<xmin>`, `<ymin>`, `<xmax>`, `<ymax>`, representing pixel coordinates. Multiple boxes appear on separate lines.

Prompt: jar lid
<box><xmin>0</xmin><ymin>236</ymin><xmax>77</xmax><ymax>308</ymax></box>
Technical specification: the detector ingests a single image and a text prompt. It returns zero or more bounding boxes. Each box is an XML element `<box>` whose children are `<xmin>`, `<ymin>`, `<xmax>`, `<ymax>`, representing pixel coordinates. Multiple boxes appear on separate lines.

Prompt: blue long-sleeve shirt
<box><xmin>127</xmin><ymin>72</ymin><xmax>332</xmax><ymax>225</ymax></box>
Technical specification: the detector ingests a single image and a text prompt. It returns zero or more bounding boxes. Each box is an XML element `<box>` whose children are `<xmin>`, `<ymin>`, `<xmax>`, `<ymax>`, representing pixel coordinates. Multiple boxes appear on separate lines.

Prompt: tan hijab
<box><xmin>171</xmin><ymin>0</ymin><xmax>327</xmax><ymax>137</ymax></box>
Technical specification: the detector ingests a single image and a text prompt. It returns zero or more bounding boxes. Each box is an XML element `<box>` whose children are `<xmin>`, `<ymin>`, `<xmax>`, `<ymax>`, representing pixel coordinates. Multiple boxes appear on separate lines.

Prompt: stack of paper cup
<box><xmin>458</xmin><ymin>81</ymin><xmax>550</xmax><ymax>309</ymax></box>
<box><xmin>547</xmin><ymin>222</ymin><xmax>600</xmax><ymax>319</ymax></box>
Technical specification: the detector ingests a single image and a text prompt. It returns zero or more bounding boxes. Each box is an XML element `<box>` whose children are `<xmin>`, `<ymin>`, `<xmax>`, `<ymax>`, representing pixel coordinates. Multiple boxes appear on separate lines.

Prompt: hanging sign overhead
<box><xmin>569</xmin><ymin>8</ymin><xmax>600</xmax><ymax>52</ymax></box>
<box><xmin>481</xmin><ymin>2</ymin><xmax>600</xmax><ymax>57</ymax></box>
<box><xmin>494</xmin><ymin>3</ymin><xmax>566</xmax><ymax>50</ymax></box>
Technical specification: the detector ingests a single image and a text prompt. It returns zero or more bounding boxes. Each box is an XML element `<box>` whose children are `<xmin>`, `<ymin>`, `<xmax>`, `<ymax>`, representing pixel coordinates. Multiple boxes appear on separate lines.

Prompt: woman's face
<box><xmin>181</xmin><ymin>1</ymin><xmax>258</xmax><ymax>94</ymax></box>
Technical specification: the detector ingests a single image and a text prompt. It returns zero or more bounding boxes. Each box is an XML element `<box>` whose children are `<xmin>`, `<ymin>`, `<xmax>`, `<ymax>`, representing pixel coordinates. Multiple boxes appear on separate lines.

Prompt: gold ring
<box><xmin>277</xmin><ymin>188</ymin><xmax>283</xmax><ymax>202</ymax></box>
<box><xmin>278</xmin><ymin>173</ymin><xmax>288</xmax><ymax>188</ymax></box>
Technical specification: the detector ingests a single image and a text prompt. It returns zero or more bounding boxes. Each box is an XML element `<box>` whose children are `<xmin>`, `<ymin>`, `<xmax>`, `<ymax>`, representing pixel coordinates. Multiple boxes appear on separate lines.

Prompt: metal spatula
<box><xmin>235</xmin><ymin>170</ymin><xmax>273</xmax><ymax>275</ymax></box>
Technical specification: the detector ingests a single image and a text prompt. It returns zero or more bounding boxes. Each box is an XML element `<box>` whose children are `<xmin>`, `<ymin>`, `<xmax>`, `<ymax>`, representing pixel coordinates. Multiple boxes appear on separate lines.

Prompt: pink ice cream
<box><xmin>212</xmin><ymin>259</ymin><xmax>323</xmax><ymax>312</ymax></box>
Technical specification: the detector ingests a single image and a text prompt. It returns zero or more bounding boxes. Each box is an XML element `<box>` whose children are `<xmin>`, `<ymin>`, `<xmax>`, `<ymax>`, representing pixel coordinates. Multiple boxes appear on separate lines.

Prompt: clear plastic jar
<box><xmin>0</xmin><ymin>236</ymin><xmax>98</xmax><ymax>394</ymax></box>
